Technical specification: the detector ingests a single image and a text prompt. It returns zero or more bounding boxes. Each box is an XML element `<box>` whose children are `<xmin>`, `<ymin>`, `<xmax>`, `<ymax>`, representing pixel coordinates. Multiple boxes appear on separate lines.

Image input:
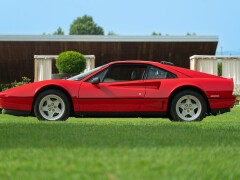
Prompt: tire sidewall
<box><xmin>170</xmin><ymin>90</ymin><xmax>207</xmax><ymax>122</ymax></box>
<box><xmin>34</xmin><ymin>90</ymin><xmax>70</xmax><ymax>121</ymax></box>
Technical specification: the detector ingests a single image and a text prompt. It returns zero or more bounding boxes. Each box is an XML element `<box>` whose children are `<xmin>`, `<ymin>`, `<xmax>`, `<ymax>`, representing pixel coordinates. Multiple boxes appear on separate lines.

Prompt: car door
<box><xmin>140</xmin><ymin>65</ymin><xmax>177</xmax><ymax>112</ymax></box>
<box><xmin>78</xmin><ymin>64</ymin><xmax>147</xmax><ymax>112</ymax></box>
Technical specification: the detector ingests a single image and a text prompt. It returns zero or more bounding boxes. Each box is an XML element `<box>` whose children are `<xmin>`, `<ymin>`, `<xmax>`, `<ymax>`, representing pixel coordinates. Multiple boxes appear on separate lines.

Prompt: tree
<box><xmin>108</xmin><ymin>31</ymin><xmax>118</xmax><ymax>35</ymax></box>
<box><xmin>69</xmin><ymin>15</ymin><xmax>104</xmax><ymax>35</ymax></box>
<box><xmin>151</xmin><ymin>32</ymin><xmax>162</xmax><ymax>36</ymax></box>
<box><xmin>186</xmin><ymin>32</ymin><xmax>197</xmax><ymax>36</ymax></box>
<box><xmin>53</xmin><ymin>27</ymin><xmax>64</xmax><ymax>35</ymax></box>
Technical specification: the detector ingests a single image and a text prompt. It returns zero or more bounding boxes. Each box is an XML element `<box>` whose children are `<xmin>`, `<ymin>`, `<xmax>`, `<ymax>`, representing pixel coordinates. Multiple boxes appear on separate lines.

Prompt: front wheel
<box><xmin>34</xmin><ymin>90</ymin><xmax>71</xmax><ymax>121</ymax></box>
<box><xmin>169</xmin><ymin>90</ymin><xmax>207</xmax><ymax>122</ymax></box>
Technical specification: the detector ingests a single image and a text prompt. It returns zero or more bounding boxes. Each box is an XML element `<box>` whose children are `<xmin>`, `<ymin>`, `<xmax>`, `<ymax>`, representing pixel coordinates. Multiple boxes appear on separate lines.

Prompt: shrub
<box><xmin>56</xmin><ymin>51</ymin><xmax>86</xmax><ymax>74</ymax></box>
<box><xmin>11</xmin><ymin>77</ymin><xmax>31</xmax><ymax>88</ymax></box>
<box><xmin>0</xmin><ymin>77</ymin><xmax>31</xmax><ymax>92</ymax></box>
<box><xmin>0</xmin><ymin>84</ymin><xmax>11</xmax><ymax>92</ymax></box>
<box><xmin>218</xmin><ymin>61</ymin><xmax>222</xmax><ymax>76</ymax></box>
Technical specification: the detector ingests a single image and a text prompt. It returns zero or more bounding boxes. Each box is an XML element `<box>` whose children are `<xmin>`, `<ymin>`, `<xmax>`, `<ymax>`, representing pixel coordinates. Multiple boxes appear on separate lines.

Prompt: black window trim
<box><xmin>86</xmin><ymin>63</ymin><xmax>177</xmax><ymax>83</ymax></box>
<box><xmin>144</xmin><ymin>65</ymin><xmax>178</xmax><ymax>80</ymax></box>
<box><xmin>87</xmin><ymin>63</ymin><xmax>148</xmax><ymax>83</ymax></box>
<box><xmin>102</xmin><ymin>63</ymin><xmax>148</xmax><ymax>83</ymax></box>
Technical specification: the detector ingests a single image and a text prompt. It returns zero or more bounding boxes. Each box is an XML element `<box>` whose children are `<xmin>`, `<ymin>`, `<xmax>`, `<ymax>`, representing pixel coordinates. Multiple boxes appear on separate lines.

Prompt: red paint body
<box><xmin>0</xmin><ymin>60</ymin><xmax>236</xmax><ymax>117</ymax></box>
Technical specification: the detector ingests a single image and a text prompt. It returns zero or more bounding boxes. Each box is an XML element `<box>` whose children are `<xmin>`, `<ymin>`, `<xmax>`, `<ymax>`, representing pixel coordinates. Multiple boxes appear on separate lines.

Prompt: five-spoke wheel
<box><xmin>34</xmin><ymin>90</ymin><xmax>71</xmax><ymax>121</ymax></box>
<box><xmin>170</xmin><ymin>90</ymin><xmax>206</xmax><ymax>121</ymax></box>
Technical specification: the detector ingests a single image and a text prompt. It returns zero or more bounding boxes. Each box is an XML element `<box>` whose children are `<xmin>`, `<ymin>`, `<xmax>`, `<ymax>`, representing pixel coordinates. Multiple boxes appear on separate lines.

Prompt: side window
<box><xmin>103</xmin><ymin>64</ymin><xmax>146</xmax><ymax>82</ymax></box>
<box><xmin>146</xmin><ymin>66</ymin><xmax>177</xmax><ymax>79</ymax></box>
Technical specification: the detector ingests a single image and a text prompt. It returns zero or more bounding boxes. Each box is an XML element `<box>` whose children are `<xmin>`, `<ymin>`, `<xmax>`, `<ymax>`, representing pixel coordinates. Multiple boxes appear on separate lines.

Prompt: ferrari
<box><xmin>0</xmin><ymin>60</ymin><xmax>236</xmax><ymax>122</ymax></box>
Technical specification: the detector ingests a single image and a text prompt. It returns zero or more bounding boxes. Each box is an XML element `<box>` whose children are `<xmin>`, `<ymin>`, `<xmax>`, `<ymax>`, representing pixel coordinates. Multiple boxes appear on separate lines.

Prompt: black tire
<box><xmin>169</xmin><ymin>90</ymin><xmax>207</xmax><ymax>122</ymax></box>
<box><xmin>34</xmin><ymin>90</ymin><xmax>71</xmax><ymax>121</ymax></box>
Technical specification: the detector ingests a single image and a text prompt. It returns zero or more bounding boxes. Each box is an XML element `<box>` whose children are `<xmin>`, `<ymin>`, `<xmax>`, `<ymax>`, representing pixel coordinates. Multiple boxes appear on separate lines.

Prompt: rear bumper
<box><xmin>209</xmin><ymin>96</ymin><xmax>236</xmax><ymax>115</ymax></box>
<box><xmin>209</xmin><ymin>97</ymin><xmax>236</xmax><ymax>110</ymax></box>
<box><xmin>210</xmin><ymin>108</ymin><xmax>230</xmax><ymax>115</ymax></box>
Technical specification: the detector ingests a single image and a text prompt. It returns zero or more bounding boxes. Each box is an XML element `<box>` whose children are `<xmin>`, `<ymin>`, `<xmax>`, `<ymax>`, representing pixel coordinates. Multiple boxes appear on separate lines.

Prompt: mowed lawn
<box><xmin>0</xmin><ymin>107</ymin><xmax>240</xmax><ymax>180</ymax></box>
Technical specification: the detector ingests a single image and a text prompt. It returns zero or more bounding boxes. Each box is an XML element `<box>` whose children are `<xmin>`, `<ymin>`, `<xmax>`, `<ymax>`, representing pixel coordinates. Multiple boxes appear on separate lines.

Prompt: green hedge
<box><xmin>56</xmin><ymin>51</ymin><xmax>86</xmax><ymax>74</ymax></box>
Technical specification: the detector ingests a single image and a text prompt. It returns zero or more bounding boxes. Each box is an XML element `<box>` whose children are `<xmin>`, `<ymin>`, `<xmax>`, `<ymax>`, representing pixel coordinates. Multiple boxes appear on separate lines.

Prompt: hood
<box><xmin>0</xmin><ymin>79</ymin><xmax>80</xmax><ymax>98</ymax></box>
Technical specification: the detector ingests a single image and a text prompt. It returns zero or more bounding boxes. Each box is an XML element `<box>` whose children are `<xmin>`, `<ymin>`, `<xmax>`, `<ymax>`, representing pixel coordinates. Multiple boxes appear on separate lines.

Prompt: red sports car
<box><xmin>0</xmin><ymin>60</ymin><xmax>236</xmax><ymax>122</ymax></box>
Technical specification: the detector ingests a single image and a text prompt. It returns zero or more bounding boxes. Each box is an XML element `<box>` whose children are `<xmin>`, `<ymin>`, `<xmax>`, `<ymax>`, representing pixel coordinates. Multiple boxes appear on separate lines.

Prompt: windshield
<box><xmin>68</xmin><ymin>65</ymin><xmax>105</xmax><ymax>81</ymax></box>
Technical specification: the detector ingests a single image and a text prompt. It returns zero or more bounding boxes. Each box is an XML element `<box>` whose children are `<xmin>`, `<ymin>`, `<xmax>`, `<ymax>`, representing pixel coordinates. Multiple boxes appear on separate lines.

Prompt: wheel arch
<box><xmin>31</xmin><ymin>85</ymin><xmax>74</xmax><ymax>116</ymax></box>
<box><xmin>167</xmin><ymin>85</ymin><xmax>210</xmax><ymax>117</ymax></box>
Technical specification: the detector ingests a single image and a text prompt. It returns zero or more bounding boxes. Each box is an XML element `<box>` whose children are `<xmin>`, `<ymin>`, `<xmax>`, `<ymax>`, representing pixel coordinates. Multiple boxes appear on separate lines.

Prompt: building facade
<box><xmin>0</xmin><ymin>35</ymin><xmax>218</xmax><ymax>83</ymax></box>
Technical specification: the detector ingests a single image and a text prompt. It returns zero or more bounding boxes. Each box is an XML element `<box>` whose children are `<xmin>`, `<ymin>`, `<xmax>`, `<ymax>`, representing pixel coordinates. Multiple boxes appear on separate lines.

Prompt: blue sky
<box><xmin>1</xmin><ymin>0</ymin><xmax>240</xmax><ymax>52</ymax></box>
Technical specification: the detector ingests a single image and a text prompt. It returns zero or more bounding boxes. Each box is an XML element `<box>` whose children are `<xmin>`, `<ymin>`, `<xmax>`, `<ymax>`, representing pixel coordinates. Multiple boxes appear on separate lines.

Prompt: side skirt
<box><xmin>74</xmin><ymin>112</ymin><xmax>167</xmax><ymax>118</ymax></box>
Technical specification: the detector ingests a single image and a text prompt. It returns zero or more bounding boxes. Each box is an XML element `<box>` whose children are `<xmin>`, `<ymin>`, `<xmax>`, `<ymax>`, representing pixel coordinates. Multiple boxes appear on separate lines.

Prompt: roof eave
<box><xmin>0</xmin><ymin>35</ymin><xmax>219</xmax><ymax>42</ymax></box>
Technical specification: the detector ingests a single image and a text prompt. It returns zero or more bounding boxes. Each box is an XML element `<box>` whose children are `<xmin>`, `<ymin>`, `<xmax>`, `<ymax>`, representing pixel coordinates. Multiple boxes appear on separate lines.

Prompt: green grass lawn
<box><xmin>0</xmin><ymin>107</ymin><xmax>240</xmax><ymax>180</ymax></box>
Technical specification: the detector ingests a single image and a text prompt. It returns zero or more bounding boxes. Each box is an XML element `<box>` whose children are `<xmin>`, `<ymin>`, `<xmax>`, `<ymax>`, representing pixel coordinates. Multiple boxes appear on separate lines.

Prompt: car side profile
<box><xmin>0</xmin><ymin>60</ymin><xmax>236</xmax><ymax>122</ymax></box>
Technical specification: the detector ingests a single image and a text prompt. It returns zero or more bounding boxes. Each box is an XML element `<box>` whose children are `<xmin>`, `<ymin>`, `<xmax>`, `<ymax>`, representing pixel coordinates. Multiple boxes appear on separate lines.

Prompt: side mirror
<box><xmin>91</xmin><ymin>77</ymin><xmax>100</xmax><ymax>84</ymax></box>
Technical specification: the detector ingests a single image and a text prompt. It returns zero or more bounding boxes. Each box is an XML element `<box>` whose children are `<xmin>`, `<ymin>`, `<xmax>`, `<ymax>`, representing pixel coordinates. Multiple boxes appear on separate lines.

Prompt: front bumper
<box><xmin>0</xmin><ymin>96</ymin><xmax>33</xmax><ymax>111</ymax></box>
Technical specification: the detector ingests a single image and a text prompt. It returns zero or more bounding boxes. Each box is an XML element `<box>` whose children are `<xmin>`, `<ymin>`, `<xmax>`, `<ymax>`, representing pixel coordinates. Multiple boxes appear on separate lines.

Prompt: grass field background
<box><xmin>0</xmin><ymin>106</ymin><xmax>240</xmax><ymax>179</ymax></box>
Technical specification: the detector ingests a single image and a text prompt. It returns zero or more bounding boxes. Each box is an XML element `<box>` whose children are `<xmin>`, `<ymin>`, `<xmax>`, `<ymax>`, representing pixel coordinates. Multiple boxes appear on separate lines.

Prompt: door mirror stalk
<box><xmin>91</xmin><ymin>77</ymin><xmax>100</xmax><ymax>84</ymax></box>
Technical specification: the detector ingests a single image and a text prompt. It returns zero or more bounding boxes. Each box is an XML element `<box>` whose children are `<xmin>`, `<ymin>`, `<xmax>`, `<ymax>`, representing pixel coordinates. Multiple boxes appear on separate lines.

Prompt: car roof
<box><xmin>101</xmin><ymin>60</ymin><xmax>221</xmax><ymax>79</ymax></box>
<box><xmin>108</xmin><ymin>60</ymin><xmax>163</xmax><ymax>66</ymax></box>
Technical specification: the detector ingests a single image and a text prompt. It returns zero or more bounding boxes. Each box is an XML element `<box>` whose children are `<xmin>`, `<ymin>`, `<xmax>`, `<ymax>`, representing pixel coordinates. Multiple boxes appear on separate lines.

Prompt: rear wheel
<box><xmin>34</xmin><ymin>90</ymin><xmax>71</xmax><ymax>121</ymax></box>
<box><xmin>170</xmin><ymin>90</ymin><xmax>206</xmax><ymax>122</ymax></box>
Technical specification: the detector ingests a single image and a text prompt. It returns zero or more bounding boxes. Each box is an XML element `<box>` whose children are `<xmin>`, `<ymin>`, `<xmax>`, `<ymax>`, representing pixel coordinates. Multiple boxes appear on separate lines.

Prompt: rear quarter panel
<box><xmin>162</xmin><ymin>77</ymin><xmax>234</xmax><ymax>111</ymax></box>
<box><xmin>145</xmin><ymin>77</ymin><xmax>234</xmax><ymax>102</ymax></box>
<box><xmin>160</xmin><ymin>78</ymin><xmax>233</xmax><ymax>99</ymax></box>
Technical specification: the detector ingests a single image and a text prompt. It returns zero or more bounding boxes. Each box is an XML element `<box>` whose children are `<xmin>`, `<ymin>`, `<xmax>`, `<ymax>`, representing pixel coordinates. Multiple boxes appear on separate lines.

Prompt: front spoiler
<box><xmin>1</xmin><ymin>109</ymin><xmax>31</xmax><ymax>116</ymax></box>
